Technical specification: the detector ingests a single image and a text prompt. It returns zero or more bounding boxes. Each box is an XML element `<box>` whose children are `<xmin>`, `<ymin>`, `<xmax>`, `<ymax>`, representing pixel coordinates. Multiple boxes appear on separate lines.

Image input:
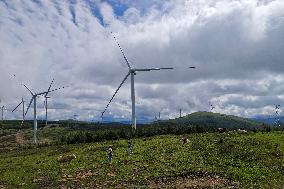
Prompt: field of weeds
<box><xmin>0</xmin><ymin>131</ymin><xmax>283</xmax><ymax>188</ymax></box>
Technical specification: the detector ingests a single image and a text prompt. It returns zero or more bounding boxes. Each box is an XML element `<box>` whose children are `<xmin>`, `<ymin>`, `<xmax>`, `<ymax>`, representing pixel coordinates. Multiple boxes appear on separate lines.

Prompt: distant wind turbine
<box><xmin>209</xmin><ymin>101</ymin><xmax>215</xmax><ymax>112</ymax></box>
<box><xmin>12</xmin><ymin>97</ymin><xmax>25</xmax><ymax>125</ymax></box>
<box><xmin>275</xmin><ymin>104</ymin><xmax>281</xmax><ymax>127</ymax></box>
<box><xmin>43</xmin><ymin>78</ymin><xmax>54</xmax><ymax>127</ymax></box>
<box><xmin>1</xmin><ymin>105</ymin><xmax>4</xmax><ymax>121</ymax></box>
<box><xmin>23</xmin><ymin>83</ymin><xmax>66</xmax><ymax>143</ymax></box>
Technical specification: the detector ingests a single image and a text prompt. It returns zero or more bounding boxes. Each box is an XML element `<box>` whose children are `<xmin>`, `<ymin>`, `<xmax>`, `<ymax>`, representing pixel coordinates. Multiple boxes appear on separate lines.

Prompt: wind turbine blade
<box><xmin>46</xmin><ymin>78</ymin><xmax>54</xmax><ymax>96</ymax></box>
<box><xmin>25</xmin><ymin>97</ymin><xmax>34</xmax><ymax>116</ymax></box>
<box><xmin>12</xmin><ymin>101</ymin><xmax>23</xmax><ymax>112</ymax></box>
<box><xmin>111</xmin><ymin>32</ymin><xmax>131</xmax><ymax>69</ymax></box>
<box><xmin>23</xmin><ymin>84</ymin><xmax>34</xmax><ymax>95</ymax></box>
<box><xmin>101</xmin><ymin>72</ymin><xmax>130</xmax><ymax>117</ymax></box>
<box><xmin>135</xmin><ymin>68</ymin><xmax>158</xmax><ymax>71</ymax></box>
<box><xmin>135</xmin><ymin>68</ymin><xmax>174</xmax><ymax>72</ymax></box>
<box><xmin>38</xmin><ymin>86</ymin><xmax>67</xmax><ymax>96</ymax></box>
<box><xmin>49</xmin><ymin>86</ymin><xmax>66</xmax><ymax>92</ymax></box>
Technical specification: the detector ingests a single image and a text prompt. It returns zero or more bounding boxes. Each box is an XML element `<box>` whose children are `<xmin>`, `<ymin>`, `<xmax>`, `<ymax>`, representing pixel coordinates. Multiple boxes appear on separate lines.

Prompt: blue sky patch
<box><xmin>104</xmin><ymin>0</ymin><xmax>128</xmax><ymax>17</ymax></box>
<box><xmin>83</xmin><ymin>0</ymin><xmax>104</xmax><ymax>26</ymax></box>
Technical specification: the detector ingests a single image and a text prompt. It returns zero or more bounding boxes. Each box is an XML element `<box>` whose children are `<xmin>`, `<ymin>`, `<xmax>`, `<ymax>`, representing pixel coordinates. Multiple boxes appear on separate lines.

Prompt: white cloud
<box><xmin>0</xmin><ymin>0</ymin><xmax>284</xmax><ymax>122</ymax></box>
<box><xmin>100</xmin><ymin>2</ymin><xmax>115</xmax><ymax>25</ymax></box>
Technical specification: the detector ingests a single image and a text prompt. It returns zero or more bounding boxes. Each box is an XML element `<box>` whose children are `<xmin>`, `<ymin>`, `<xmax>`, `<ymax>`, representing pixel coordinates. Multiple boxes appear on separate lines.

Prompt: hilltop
<box><xmin>160</xmin><ymin>111</ymin><xmax>265</xmax><ymax>130</ymax></box>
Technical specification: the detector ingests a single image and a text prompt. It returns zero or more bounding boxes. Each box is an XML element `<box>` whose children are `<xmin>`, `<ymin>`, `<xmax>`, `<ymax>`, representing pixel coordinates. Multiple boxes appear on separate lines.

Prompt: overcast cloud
<box><xmin>0</xmin><ymin>0</ymin><xmax>284</xmax><ymax>121</ymax></box>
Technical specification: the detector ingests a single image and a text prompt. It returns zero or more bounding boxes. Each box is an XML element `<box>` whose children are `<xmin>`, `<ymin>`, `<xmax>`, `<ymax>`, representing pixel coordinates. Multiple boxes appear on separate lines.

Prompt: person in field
<box><xmin>108</xmin><ymin>145</ymin><xmax>113</xmax><ymax>163</ymax></box>
<box><xmin>128</xmin><ymin>141</ymin><xmax>133</xmax><ymax>158</ymax></box>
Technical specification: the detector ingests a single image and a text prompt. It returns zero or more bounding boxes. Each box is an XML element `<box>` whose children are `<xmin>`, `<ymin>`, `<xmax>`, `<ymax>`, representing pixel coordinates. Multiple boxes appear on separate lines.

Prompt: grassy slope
<box><xmin>0</xmin><ymin>131</ymin><xmax>283</xmax><ymax>188</ymax></box>
<box><xmin>0</xmin><ymin>120</ymin><xmax>34</xmax><ymax>138</ymax></box>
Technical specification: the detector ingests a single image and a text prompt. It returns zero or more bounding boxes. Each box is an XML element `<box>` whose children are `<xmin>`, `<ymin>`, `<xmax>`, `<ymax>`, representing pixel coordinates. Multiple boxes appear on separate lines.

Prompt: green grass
<box><xmin>0</xmin><ymin>131</ymin><xmax>283</xmax><ymax>188</ymax></box>
<box><xmin>0</xmin><ymin>129</ymin><xmax>17</xmax><ymax>137</ymax></box>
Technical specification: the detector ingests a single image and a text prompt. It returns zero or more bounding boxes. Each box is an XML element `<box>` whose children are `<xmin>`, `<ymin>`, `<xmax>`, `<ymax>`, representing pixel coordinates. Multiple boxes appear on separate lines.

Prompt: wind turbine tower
<box><xmin>1</xmin><ymin>105</ymin><xmax>4</xmax><ymax>121</ymax></box>
<box><xmin>275</xmin><ymin>104</ymin><xmax>281</xmax><ymax>127</ymax></box>
<box><xmin>101</xmin><ymin>33</ymin><xmax>174</xmax><ymax>130</ymax></box>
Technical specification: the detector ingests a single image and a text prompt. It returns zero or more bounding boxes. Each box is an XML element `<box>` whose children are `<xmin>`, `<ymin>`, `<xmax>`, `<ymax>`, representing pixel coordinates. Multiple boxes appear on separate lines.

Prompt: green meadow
<box><xmin>0</xmin><ymin>130</ymin><xmax>283</xmax><ymax>188</ymax></box>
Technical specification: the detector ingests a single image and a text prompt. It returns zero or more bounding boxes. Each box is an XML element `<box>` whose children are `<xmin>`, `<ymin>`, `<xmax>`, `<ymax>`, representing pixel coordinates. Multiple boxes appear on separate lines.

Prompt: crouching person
<box><xmin>108</xmin><ymin>145</ymin><xmax>113</xmax><ymax>163</ymax></box>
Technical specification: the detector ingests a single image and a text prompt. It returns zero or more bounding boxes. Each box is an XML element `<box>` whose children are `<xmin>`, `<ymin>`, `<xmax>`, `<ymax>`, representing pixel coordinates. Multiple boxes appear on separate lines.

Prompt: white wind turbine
<box><xmin>43</xmin><ymin>79</ymin><xmax>54</xmax><ymax>126</ymax></box>
<box><xmin>0</xmin><ymin>99</ymin><xmax>2</xmax><ymax>121</ymax></box>
<box><xmin>209</xmin><ymin>101</ymin><xmax>215</xmax><ymax>112</ymax></box>
<box><xmin>0</xmin><ymin>99</ymin><xmax>8</xmax><ymax>121</ymax></box>
<box><xmin>12</xmin><ymin>97</ymin><xmax>25</xmax><ymax>125</ymax></box>
<box><xmin>1</xmin><ymin>105</ymin><xmax>11</xmax><ymax>121</ymax></box>
<box><xmin>23</xmin><ymin>83</ymin><xmax>66</xmax><ymax>143</ymax></box>
<box><xmin>275</xmin><ymin>104</ymin><xmax>281</xmax><ymax>127</ymax></box>
<box><xmin>1</xmin><ymin>105</ymin><xmax>4</xmax><ymax>121</ymax></box>
<box><xmin>101</xmin><ymin>33</ymin><xmax>174</xmax><ymax>130</ymax></box>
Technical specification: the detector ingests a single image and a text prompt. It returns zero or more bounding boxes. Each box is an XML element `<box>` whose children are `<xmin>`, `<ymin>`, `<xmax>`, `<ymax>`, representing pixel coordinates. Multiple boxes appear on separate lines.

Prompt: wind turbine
<box><xmin>0</xmin><ymin>105</ymin><xmax>11</xmax><ymax>121</ymax></box>
<box><xmin>12</xmin><ymin>97</ymin><xmax>25</xmax><ymax>125</ymax></box>
<box><xmin>275</xmin><ymin>104</ymin><xmax>281</xmax><ymax>127</ymax></box>
<box><xmin>154</xmin><ymin>112</ymin><xmax>161</xmax><ymax>122</ymax></box>
<box><xmin>43</xmin><ymin>79</ymin><xmax>54</xmax><ymax>127</ymax></box>
<box><xmin>209</xmin><ymin>101</ymin><xmax>215</xmax><ymax>112</ymax></box>
<box><xmin>0</xmin><ymin>99</ymin><xmax>2</xmax><ymax>121</ymax></box>
<box><xmin>101</xmin><ymin>33</ymin><xmax>174</xmax><ymax>130</ymax></box>
<box><xmin>1</xmin><ymin>105</ymin><xmax>4</xmax><ymax>121</ymax></box>
<box><xmin>23</xmin><ymin>83</ymin><xmax>66</xmax><ymax>143</ymax></box>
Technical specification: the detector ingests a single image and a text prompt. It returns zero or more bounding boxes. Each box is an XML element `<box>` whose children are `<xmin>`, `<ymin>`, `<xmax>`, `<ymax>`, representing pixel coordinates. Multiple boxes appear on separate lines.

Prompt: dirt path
<box><xmin>148</xmin><ymin>173</ymin><xmax>240</xmax><ymax>188</ymax></box>
<box><xmin>0</xmin><ymin>129</ymin><xmax>30</xmax><ymax>145</ymax></box>
<box><xmin>15</xmin><ymin>130</ymin><xmax>26</xmax><ymax>145</ymax></box>
<box><xmin>58</xmin><ymin>172</ymin><xmax>240</xmax><ymax>189</ymax></box>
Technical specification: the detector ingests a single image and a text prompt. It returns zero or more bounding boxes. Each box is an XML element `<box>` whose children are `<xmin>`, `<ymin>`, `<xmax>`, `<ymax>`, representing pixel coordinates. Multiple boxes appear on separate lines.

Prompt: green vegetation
<box><xmin>2</xmin><ymin>112</ymin><xmax>282</xmax><ymax>145</ymax></box>
<box><xmin>49</xmin><ymin>112</ymin><xmax>282</xmax><ymax>145</ymax></box>
<box><xmin>0</xmin><ymin>113</ymin><xmax>283</xmax><ymax>188</ymax></box>
<box><xmin>164</xmin><ymin>111</ymin><xmax>264</xmax><ymax>130</ymax></box>
<box><xmin>0</xmin><ymin>120</ymin><xmax>34</xmax><ymax>140</ymax></box>
<box><xmin>0</xmin><ymin>120</ymin><xmax>32</xmax><ymax>130</ymax></box>
<box><xmin>0</xmin><ymin>131</ymin><xmax>283</xmax><ymax>188</ymax></box>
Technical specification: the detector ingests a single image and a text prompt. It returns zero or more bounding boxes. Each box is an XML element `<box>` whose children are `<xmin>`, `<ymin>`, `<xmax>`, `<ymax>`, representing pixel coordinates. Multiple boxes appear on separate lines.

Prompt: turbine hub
<box><xmin>130</xmin><ymin>69</ymin><xmax>136</xmax><ymax>73</ymax></box>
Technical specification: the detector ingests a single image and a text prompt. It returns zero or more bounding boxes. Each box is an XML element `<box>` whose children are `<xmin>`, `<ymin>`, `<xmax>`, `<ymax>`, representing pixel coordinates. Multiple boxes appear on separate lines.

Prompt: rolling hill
<box><xmin>160</xmin><ymin>111</ymin><xmax>266</xmax><ymax>130</ymax></box>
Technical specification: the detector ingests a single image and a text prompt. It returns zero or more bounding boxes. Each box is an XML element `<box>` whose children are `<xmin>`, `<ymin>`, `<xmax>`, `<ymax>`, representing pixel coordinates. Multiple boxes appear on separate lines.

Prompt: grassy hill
<box><xmin>0</xmin><ymin>117</ymin><xmax>283</xmax><ymax>188</ymax></box>
<box><xmin>162</xmin><ymin>111</ymin><xmax>265</xmax><ymax>130</ymax></box>
<box><xmin>0</xmin><ymin>132</ymin><xmax>283</xmax><ymax>188</ymax></box>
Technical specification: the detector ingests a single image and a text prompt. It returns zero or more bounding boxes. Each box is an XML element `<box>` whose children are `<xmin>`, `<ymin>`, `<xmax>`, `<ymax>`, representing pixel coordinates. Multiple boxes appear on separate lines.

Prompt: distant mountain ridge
<box><xmin>252</xmin><ymin>116</ymin><xmax>284</xmax><ymax>125</ymax></box>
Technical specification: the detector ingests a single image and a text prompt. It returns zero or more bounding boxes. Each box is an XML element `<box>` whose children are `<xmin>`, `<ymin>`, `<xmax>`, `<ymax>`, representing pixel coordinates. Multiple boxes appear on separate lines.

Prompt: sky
<box><xmin>0</xmin><ymin>0</ymin><xmax>284</xmax><ymax>122</ymax></box>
